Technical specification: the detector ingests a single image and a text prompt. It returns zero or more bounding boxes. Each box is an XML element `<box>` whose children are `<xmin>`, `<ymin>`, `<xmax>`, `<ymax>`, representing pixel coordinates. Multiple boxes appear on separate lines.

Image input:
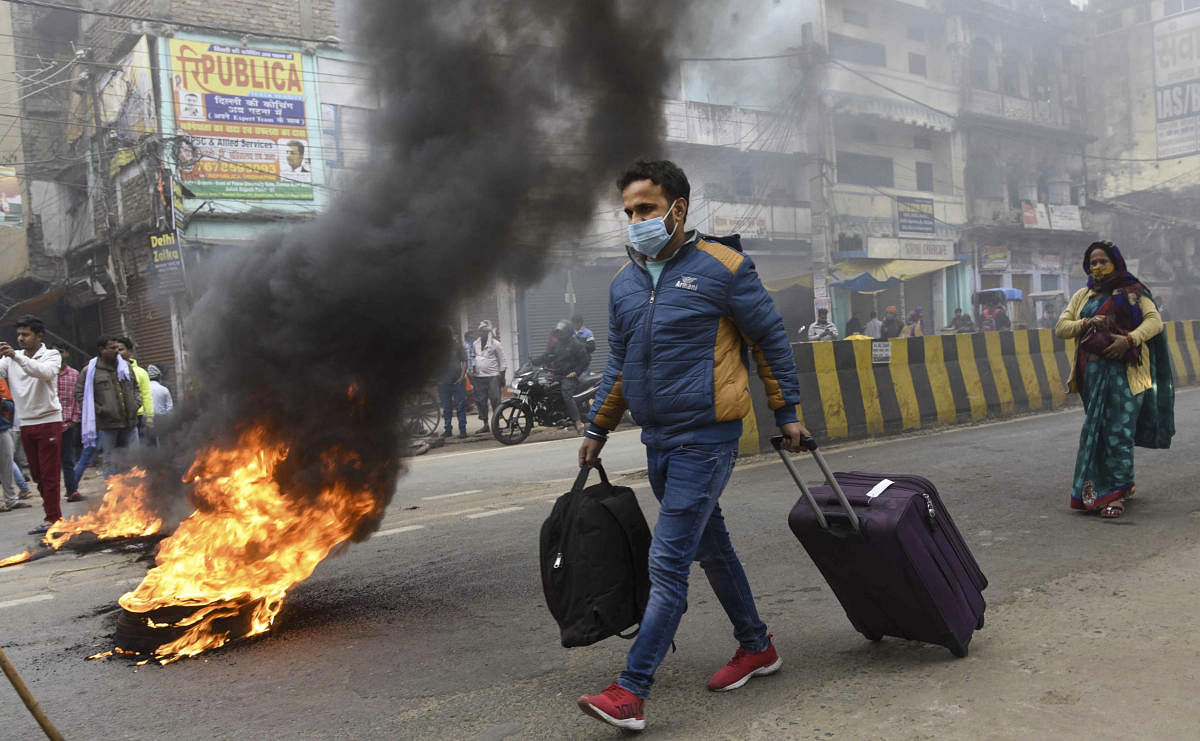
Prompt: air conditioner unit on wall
<box><xmin>65</xmin><ymin>276</ymin><xmax>107</xmax><ymax>309</ymax></box>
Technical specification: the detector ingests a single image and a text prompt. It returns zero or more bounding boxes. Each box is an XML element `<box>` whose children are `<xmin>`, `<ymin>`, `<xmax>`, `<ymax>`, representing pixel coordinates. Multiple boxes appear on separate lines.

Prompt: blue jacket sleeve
<box><xmin>587</xmin><ymin>287</ymin><xmax>628</xmax><ymax>435</ymax></box>
<box><xmin>726</xmin><ymin>256</ymin><xmax>801</xmax><ymax>427</ymax></box>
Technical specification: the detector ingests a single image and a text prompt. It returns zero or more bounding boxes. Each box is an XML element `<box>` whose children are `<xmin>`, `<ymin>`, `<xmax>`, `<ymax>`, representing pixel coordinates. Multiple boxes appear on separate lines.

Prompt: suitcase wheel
<box><xmin>860</xmin><ymin>630</ymin><xmax>883</xmax><ymax>643</ymax></box>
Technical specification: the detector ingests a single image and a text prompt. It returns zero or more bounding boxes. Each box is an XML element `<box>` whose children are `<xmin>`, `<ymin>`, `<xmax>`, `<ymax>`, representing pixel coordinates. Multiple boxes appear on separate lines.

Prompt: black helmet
<box><xmin>553</xmin><ymin>319</ymin><xmax>574</xmax><ymax>338</ymax></box>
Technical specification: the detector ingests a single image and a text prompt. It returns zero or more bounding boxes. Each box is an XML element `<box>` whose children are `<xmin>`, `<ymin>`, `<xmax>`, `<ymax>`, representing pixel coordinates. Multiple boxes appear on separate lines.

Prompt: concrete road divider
<box><xmin>741</xmin><ymin>322</ymin><xmax>1199</xmax><ymax>454</ymax></box>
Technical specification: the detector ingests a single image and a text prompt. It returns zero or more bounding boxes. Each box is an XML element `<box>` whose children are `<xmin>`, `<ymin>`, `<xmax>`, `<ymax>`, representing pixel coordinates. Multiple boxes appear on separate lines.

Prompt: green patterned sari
<box><xmin>1070</xmin><ymin>294</ymin><xmax>1175</xmax><ymax>511</ymax></box>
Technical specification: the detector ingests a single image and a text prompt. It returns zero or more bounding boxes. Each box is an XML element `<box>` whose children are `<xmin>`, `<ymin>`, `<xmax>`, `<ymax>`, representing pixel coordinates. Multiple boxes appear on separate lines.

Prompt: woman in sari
<box><xmin>1056</xmin><ymin>241</ymin><xmax>1175</xmax><ymax>518</ymax></box>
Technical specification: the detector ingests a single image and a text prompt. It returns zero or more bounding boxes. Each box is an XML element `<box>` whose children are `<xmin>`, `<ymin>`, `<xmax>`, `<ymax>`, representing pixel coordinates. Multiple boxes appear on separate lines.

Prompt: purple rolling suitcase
<box><xmin>774</xmin><ymin>436</ymin><xmax>987</xmax><ymax>657</ymax></box>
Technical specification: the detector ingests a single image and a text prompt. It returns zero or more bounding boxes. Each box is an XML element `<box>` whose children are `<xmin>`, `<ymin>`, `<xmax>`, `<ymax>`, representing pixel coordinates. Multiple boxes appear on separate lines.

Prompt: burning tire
<box><xmin>115</xmin><ymin>603</ymin><xmax>256</xmax><ymax>658</ymax></box>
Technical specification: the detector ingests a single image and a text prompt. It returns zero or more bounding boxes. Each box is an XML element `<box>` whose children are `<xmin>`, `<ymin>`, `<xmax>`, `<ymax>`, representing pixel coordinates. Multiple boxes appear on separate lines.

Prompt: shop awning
<box><xmin>830</xmin><ymin>259</ymin><xmax>959</xmax><ymax>293</ymax></box>
<box><xmin>764</xmin><ymin>259</ymin><xmax>958</xmax><ymax>293</ymax></box>
<box><xmin>0</xmin><ymin>287</ymin><xmax>67</xmax><ymax>325</ymax></box>
<box><xmin>764</xmin><ymin>273</ymin><xmax>814</xmax><ymax>292</ymax></box>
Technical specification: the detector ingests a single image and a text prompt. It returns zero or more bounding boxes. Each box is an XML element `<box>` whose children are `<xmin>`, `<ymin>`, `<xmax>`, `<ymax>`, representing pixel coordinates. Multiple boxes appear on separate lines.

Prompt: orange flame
<box><xmin>0</xmin><ymin>550</ymin><xmax>32</xmax><ymax>568</ymax></box>
<box><xmin>44</xmin><ymin>468</ymin><xmax>164</xmax><ymax>550</ymax></box>
<box><xmin>117</xmin><ymin>427</ymin><xmax>381</xmax><ymax>664</ymax></box>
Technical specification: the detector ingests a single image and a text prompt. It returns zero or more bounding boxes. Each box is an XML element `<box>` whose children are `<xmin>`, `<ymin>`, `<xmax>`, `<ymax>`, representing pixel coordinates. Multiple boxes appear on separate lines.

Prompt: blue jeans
<box><xmin>618</xmin><ymin>441</ymin><xmax>768</xmax><ymax>699</ymax></box>
<box><xmin>73</xmin><ymin>445</ymin><xmax>96</xmax><ymax>486</ymax></box>
<box><xmin>97</xmin><ymin>426</ymin><xmax>139</xmax><ymax>477</ymax></box>
<box><xmin>437</xmin><ymin>382</ymin><xmax>467</xmax><ymax>434</ymax></box>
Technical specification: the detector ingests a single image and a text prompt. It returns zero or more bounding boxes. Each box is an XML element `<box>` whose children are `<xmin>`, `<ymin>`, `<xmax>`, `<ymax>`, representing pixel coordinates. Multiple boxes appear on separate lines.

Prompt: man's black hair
<box><xmin>571</xmin><ymin>313</ymin><xmax>584</xmax><ymax>327</ymax></box>
<box><xmin>288</xmin><ymin>140</ymin><xmax>305</xmax><ymax>156</ymax></box>
<box><xmin>869</xmin><ymin>311</ymin><xmax>877</xmax><ymax>318</ymax></box>
<box><xmin>117</xmin><ymin>336</ymin><xmax>134</xmax><ymax>350</ymax></box>
<box><xmin>15</xmin><ymin>314</ymin><xmax>44</xmax><ymax>335</ymax></box>
<box><xmin>617</xmin><ymin>160</ymin><xmax>690</xmax><ymax>204</ymax></box>
<box><xmin>96</xmin><ymin>336</ymin><xmax>115</xmax><ymax>350</ymax></box>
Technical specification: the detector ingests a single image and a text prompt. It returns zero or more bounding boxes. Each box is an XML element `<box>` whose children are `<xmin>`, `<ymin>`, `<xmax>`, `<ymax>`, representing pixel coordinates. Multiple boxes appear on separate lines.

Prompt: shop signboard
<box><xmin>149</xmin><ymin>229</ymin><xmax>186</xmax><ymax>294</ymax></box>
<box><xmin>0</xmin><ymin>167</ymin><xmax>22</xmax><ymax>227</ymax></box>
<box><xmin>1047</xmin><ymin>204</ymin><xmax>1082</xmax><ymax>231</ymax></box>
<box><xmin>899</xmin><ymin>239</ymin><xmax>954</xmax><ymax>260</ymax></box>
<box><xmin>981</xmin><ymin>247</ymin><xmax>1009</xmax><ymax>272</ymax></box>
<box><xmin>711</xmin><ymin>213</ymin><xmax>767</xmax><ymax>238</ymax></box>
<box><xmin>1154</xmin><ymin>10</ymin><xmax>1200</xmax><ymax>159</ymax></box>
<box><xmin>897</xmin><ymin>196</ymin><xmax>935</xmax><ymax>235</ymax></box>
<box><xmin>169</xmin><ymin>39</ymin><xmax>313</xmax><ymax>200</ymax></box>
<box><xmin>813</xmin><ymin>273</ymin><xmax>829</xmax><ymax>299</ymax></box>
<box><xmin>1034</xmin><ymin>253</ymin><xmax>1062</xmax><ymax>272</ymax></box>
<box><xmin>1021</xmin><ymin>200</ymin><xmax>1051</xmax><ymax>229</ymax></box>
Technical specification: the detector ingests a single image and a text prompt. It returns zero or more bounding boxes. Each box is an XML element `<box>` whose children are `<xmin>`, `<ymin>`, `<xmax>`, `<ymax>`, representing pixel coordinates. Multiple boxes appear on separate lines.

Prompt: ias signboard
<box><xmin>1155</xmin><ymin>11</ymin><xmax>1200</xmax><ymax>159</ymax></box>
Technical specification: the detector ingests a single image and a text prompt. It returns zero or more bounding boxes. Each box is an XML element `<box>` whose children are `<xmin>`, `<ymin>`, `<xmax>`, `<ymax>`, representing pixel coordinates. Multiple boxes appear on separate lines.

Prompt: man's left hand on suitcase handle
<box><xmin>778</xmin><ymin>422</ymin><xmax>812</xmax><ymax>454</ymax></box>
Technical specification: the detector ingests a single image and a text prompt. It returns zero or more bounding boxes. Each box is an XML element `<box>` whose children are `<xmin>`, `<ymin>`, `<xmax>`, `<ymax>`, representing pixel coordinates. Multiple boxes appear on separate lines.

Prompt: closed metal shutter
<box><xmin>520</xmin><ymin>264</ymin><xmax>617</xmax><ymax>372</ymax></box>
<box><xmin>99</xmin><ymin>278</ymin><xmax>177</xmax><ymax>386</ymax></box>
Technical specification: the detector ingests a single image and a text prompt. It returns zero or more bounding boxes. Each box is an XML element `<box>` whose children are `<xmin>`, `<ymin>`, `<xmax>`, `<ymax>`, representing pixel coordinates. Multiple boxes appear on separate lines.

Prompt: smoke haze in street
<box><xmin>154</xmin><ymin>0</ymin><xmax>682</xmax><ymax>536</ymax></box>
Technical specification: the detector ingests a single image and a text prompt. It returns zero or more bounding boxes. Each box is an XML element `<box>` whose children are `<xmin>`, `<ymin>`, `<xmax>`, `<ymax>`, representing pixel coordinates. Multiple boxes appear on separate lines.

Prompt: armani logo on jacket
<box><xmin>675</xmin><ymin>275</ymin><xmax>699</xmax><ymax>291</ymax></box>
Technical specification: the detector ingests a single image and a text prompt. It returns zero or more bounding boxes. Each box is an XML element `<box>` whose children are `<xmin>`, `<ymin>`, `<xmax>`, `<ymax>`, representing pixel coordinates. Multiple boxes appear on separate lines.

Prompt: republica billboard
<box><xmin>169</xmin><ymin>40</ymin><xmax>314</xmax><ymax>199</ymax></box>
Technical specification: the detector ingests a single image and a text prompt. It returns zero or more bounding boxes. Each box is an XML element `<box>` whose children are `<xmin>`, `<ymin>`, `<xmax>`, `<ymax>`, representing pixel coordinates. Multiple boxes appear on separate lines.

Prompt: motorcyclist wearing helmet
<box><xmin>537</xmin><ymin>319</ymin><xmax>591</xmax><ymax>434</ymax></box>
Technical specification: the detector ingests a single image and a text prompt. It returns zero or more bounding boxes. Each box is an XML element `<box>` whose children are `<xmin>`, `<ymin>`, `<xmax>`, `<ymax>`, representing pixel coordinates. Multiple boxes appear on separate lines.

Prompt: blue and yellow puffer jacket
<box><xmin>586</xmin><ymin>232</ymin><xmax>801</xmax><ymax>449</ymax></box>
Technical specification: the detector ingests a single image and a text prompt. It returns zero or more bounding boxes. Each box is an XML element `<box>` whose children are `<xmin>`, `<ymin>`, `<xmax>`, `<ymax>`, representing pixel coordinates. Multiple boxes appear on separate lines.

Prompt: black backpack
<box><xmin>540</xmin><ymin>465</ymin><xmax>651</xmax><ymax>648</ymax></box>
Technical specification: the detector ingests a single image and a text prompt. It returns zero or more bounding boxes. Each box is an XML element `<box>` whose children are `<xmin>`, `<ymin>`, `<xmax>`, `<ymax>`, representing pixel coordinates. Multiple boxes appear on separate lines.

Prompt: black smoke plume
<box><xmin>149</xmin><ymin>0</ymin><xmax>682</xmax><ymax>537</ymax></box>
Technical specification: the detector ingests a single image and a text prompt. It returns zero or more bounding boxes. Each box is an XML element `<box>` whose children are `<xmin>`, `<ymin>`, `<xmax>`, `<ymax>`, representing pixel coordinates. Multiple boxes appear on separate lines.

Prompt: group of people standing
<box><xmin>438</xmin><ymin>320</ymin><xmax>509</xmax><ymax>439</ymax></box>
<box><xmin>835</xmin><ymin>306</ymin><xmax>928</xmax><ymax>340</ymax></box>
<box><xmin>437</xmin><ymin>314</ymin><xmax>596</xmax><ymax>438</ymax></box>
<box><xmin>0</xmin><ymin>316</ymin><xmax>173</xmax><ymax>533</ymax></box>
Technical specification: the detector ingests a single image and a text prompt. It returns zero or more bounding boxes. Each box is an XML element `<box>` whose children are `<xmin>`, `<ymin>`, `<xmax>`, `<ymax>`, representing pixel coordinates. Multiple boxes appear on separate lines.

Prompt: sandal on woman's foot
<box><xmin>1100</xmin><ymin>501</ymin><xmax>1125</xmax><ymax>519</ymax></box>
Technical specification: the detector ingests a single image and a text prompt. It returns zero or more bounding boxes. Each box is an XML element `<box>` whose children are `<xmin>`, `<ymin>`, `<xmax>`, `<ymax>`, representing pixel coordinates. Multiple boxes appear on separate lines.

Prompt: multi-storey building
<box><xmin>5</xmin><ymin>0</ymin><xmax>358</xmax><ymax>391</ymax></box>
<box><xmin>1086</xmin><ymin>0</ymin><xmax>1200</xmax><ymax>319</ymax></box>
<box><xmin>816</xmin><ymin>0</ymin><xmax>969</xmax><ymax>331</ymax></box>
<box><xmin>810</xmin><ymin>0</ymin><xmax>1092</xmax><ymax>331</ymax></box>
<box><xmin>951</xmin><ymin>0</ymin><xmax>1094</xmax><ymax>326</ymax></box>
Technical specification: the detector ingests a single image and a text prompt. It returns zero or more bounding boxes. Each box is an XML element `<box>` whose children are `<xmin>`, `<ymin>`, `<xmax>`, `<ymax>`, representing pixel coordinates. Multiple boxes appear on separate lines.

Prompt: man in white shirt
<box><xmin>806</xmin><ymin>308</ymin><xmax>840</xmax><ymax>341</ymax></box>
<box><xmin>0</xmin><ymin>315</ymin><xmax>63</xmax><ymax>534</ymax></box>
<box><xmin>470</xmin><ymin>320</ymin><xmax>508</xmax><ymax>434</ymax></box>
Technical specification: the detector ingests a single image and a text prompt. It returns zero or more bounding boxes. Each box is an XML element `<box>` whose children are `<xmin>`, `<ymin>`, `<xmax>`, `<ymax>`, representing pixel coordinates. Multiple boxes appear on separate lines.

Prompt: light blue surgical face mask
<box><xmin>627</xmin><ymin>199</ymin><xmax>683</xmax><ymax>259</ymax></box>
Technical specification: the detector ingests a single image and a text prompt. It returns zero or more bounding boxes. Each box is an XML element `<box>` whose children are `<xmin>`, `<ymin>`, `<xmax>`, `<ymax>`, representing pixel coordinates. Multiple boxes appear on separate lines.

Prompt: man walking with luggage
<box><xmin>576</xmin><ymin>160</ymin><xmax>808</xmax><ymax>731</ymax></box>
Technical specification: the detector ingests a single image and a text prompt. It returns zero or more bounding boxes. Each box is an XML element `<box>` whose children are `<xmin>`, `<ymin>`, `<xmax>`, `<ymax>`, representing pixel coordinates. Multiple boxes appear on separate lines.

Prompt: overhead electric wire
<box><xmin>5</xmin><ymin>0</ymin><xmax>338</xmax><ymax>46</ymax></box>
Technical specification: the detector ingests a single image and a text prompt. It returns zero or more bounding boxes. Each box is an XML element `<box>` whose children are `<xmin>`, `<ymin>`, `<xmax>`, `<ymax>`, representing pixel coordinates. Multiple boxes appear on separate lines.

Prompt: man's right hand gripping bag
<box><xmin>774</xmin><ymin>436</ymin><xmax>988</xmax><ymax>657</ymax></box>
<box><xmin>540</xmin><ymin>464</ymin><xmax>651</xmax><ymax>648</ymax></box>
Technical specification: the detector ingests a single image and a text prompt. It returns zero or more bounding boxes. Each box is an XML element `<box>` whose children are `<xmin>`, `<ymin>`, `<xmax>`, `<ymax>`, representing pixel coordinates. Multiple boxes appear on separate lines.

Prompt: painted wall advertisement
<box><xmin>169</xmin><ymin>40</ymin><xmax>313</xmax><ymax>199</ymax></box>
<box><xmin>1154</xmin><ymin>10</ymin><xmax>1200</xmax><ymax>159</ymax></box>
<box><xmin>896</xmin><ymin>196</ymin><xmax>935</xmax><ymax>235</ymax></box>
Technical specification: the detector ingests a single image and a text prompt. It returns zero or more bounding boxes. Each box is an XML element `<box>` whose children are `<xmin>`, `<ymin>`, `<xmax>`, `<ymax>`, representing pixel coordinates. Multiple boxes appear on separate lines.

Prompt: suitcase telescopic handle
<box><xmin>771</xmin><ymin>436</ymin><xmax>861</xmax><ymax>536</ymax></box>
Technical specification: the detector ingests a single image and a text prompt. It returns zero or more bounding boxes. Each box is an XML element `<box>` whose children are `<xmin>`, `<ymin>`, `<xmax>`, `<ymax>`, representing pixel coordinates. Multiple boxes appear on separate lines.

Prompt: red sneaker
<box><xmin>577</xmin><ymin>683</ymin><xmax>645</xmax><ymax>731</ymax></box>
<box><xmin>707</xmin><ymin>635</ymin><xmax>782</xmax><ymax>691</ymax></box>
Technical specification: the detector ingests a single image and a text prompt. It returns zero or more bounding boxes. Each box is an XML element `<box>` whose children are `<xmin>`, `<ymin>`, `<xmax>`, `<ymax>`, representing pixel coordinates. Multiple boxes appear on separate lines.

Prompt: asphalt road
<box><xmin>1</xmin><ymin>391</ymin><xmax>1198</xmax><ymax>739</ymax></box>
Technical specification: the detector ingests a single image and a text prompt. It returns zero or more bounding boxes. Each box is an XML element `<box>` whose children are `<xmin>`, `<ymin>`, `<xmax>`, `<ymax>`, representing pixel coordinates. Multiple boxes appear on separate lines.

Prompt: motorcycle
<box><xmin>491</xmin><ymin>362</ymin><xmax>602</xmax><ymax>445</ymax></box>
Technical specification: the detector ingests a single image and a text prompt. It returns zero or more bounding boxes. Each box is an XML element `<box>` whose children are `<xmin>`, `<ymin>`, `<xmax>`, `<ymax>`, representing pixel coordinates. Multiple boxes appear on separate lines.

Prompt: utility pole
<box><xmin>87</xmin><ymin>60</ymin><xmax>130</xmax><ymax>336</ymax></box>
<box><xmin>801</xmin><ymin>22</ymin><xmax>834</xmax><ymax>322</ymax></box>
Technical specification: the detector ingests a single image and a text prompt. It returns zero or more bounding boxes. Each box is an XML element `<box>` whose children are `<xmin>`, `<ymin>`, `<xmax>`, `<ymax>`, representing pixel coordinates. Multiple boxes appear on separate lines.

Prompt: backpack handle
<box><xmin>572</xmin><ymin>464</ymin><xmax>610</xmax><ymax>492</ymax></box>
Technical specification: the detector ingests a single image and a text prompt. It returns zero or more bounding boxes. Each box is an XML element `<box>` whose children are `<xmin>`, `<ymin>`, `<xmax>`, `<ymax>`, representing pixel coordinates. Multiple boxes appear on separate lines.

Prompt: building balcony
<box><xmin>831</xmin><ymin>184</ymin><xmax>965</xmax><ymax>242</ymax></box>
<box><xmin>695</xmin><ymin>199</ymin><xmax>811</xmax><ymax>242</ymax></box>
<box><xmin>663</xmin><ymin>100</ymin><xmax>805</xmax><ymax>154</ymax></box>
<box><xmin>961</xmin><ymin>87</ymin><xmax>1086</xmax><ymax>133</ymax></box>
<box><xmin>825</xmin><ymin>65</ymin><xmax>958</xmax><ymax>132</ymax></box>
